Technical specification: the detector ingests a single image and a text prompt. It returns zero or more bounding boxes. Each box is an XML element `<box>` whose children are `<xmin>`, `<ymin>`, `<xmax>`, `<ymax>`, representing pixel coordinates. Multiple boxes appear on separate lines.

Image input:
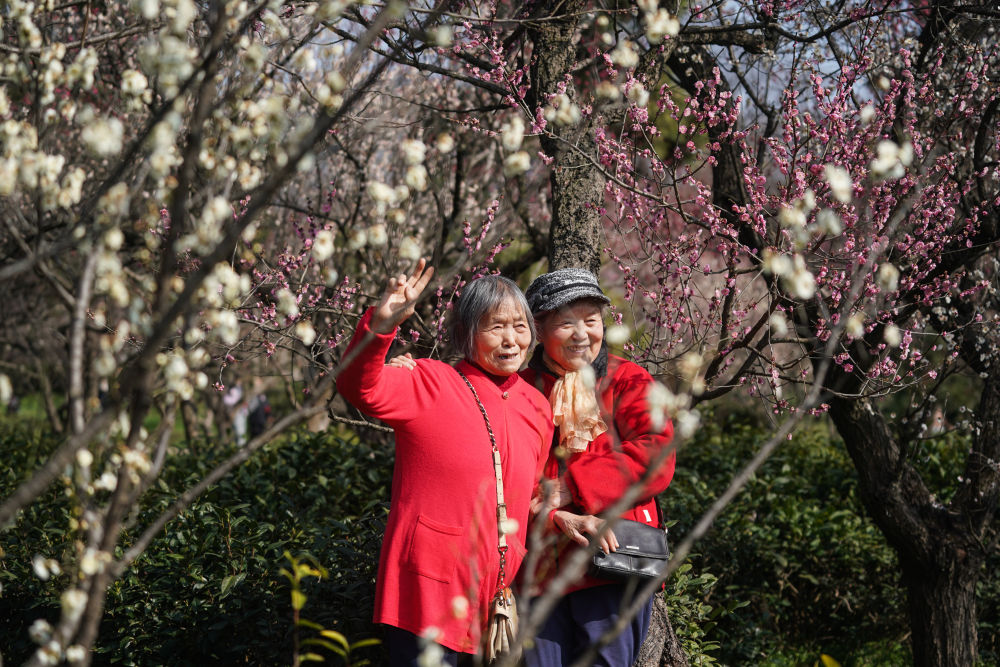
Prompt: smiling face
<box><xmin>471</xmin><ymin>299</ymin><xmax>533</xmax><ymax>376</ymax></box>
<box><xmin>537</xmin><ymin>299</ymin><xmax>605</xmax><ymax>373</ymax></box>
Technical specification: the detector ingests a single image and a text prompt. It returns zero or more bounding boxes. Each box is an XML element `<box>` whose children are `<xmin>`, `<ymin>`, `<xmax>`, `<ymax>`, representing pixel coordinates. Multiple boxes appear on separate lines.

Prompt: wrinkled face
<box><xmin>537</xmin><ymin>300</ymin><xmax>604</xmax><ymax>373</ymax></box>
<box><xmin>471</xmin><ymin>299</ymin><xmax>533</xmax><ymax>376</ymax></box>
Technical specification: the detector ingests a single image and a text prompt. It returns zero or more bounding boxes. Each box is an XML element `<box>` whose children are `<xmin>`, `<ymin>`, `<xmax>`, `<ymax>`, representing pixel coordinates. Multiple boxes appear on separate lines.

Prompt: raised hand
<box><xmin>371</xmin><ymin>258</ymin><xmax>435</xmax><ymax>334</ymax></box>
<box><xmin>387</xmin><ymin>353</ymin><xmax>417</xmax><ymax>370</ymax></box>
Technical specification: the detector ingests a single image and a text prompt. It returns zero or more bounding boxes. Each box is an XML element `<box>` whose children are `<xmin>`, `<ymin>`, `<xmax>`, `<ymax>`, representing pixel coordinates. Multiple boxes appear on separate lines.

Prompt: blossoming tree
<box><xmin>1</xmin><ymin>0</ymin><xmax>998</xmax><ymax>666</ymax></box>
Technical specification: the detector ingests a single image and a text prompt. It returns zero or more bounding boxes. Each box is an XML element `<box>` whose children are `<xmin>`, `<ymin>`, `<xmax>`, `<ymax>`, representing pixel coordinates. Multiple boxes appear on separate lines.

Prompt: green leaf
<box><xmin>291</xmin><ymin>589</ymin><xmax>307</xmax><ymax>611</ymax></box>
<box><xmin>319</xmin><ymin>629</ymin><xmax>350</xmax><ymax>649</ymax></box>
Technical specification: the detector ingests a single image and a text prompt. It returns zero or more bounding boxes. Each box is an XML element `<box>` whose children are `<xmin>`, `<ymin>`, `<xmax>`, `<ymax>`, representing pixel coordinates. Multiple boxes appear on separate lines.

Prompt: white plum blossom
<box><xmin>65</xmin><ymin>645</ymin><xmax>87</xmax><ymax>664</ymax></box>
<box><xmin>368</xmin><ymin>224</ymin><xmax>388</xmax><ymax>247</ymax></box>
<box><xmin>870</xmin><ymin>140</ymin><xmax>912</xmax><ymax>180</ymax></box>
<box><xmin>645</xmin><ymin>10</ymin><xmax>680</xmax><ymax>43</ymax></box>
<box><xmin>646</xmin><ymin>381</ymin><xmax>690</xmax><ymax>433</ymax></box>
<box><xmin>860</xmin><ymin>104</ymin><xmax>876</xmax><ymax>125</ymax></box>
<box><xmin>398</xmin><ymin>236</ymin><xmax>422</xmax><ymax>261</ymax></box>
<box><xmin>405</xmin><ymin>164</ymin><xmax>429</xmax><ymax>192</ymax></box>
<box><xmin>815</xmin><ymin>208</ymin><xmax>842</xmax><ymax>235</ymax></box>
<box><xmin>626</xmin><ymin>82</ymin><xmax>649</xmax><ymax>107</ymax></box>
<box><xmin>778</xmin><ymin>204</ymin><xmax>806</xmax><ymax>228</ymax></box>
<box><xmin>675</xmin><ymin>409</ymin><xmax>701</xmax><ymax>439</ymax></box>
<box><xmin>401</xmin><ymin>139</ymin><xmax>427</xmax><ymax>165</ymax></box>
<box><xmin>595</xmin><ymin>80</ymin><xmax>621</xmax><ymax>101</ymax></box>
<box><xmin>884</xmin><ymin>323</ymin><xmax>902</xmax><ymax>347</ymax></box>
<box><xmin>435</xmin><ymin>132</ymin><xmax>455</xmax><ymax>154</ymax></box>
<box><xmin>503</xmin><ymin>151</ymin><xmax>531</xmax><ymax>176</ymax></box>
<box><xmin>80</xmin><ymin>114</ymin><xmax>125</xmax><ymax>156</ymax></box>
<box><xmin>209</xmin><ymin>309</ymin><xmax>240</xmax><ymax>346</ymax></box>
<box><xmin>132</xmin><ymin>0</ymin><xmax>159</xmax><ymax>19</ymax></box>
<box><xmin>605</xmin><ymin>323</ymin><xmax>630</xmax><ymax>346</ymax></box>
<box><xmin>544</xmin><ymin>93</ymin><xmax>581</xmax><ymax>127</ymax></box>
<box><xmin>877</xmin><ymin>262</ymin><xmax>900</xmax><ymax>291</ymax></box>
<box><xmin>312</xmin><ymin>230</ymin><xmax>335</xmax><ymax>261</ymax></box>
<box><xmin>120</xmin><ymin>69</ymin><xmax>148</xmax><ymax>96</ymax></box>
<box><xmin>276</xmin><ymin>288</ymin><xmax>299</xmax><ymax>318</ymax></box>
<box><xmin>346</xmin><ymin>227</ymin><xmax>368</xmax><ymax>250</ymax></box>
<box><xmin>29</xmin><ymin>618</ymin><xmax>53</xmax><ymax>644</ymax></box>
<box><xmin>768</xmin><ymin>313</ymin><xmax>789</xmax><ymax>336</ymax></box>
<box><xmin>61</xmin><ymin>588</ymin><xmax>88</xmax><ymax>624</ymax></box>
<box><xmin>610</xmin><ymin>40</ymin><xmax>639</xmax><ymax>69</ymax></box>
<box><xmin>845</xmin><ymin>312</ymin><xmax>865</xmax><ymax>338</ymax></box>
<box><xmin>499</xmin><ymin>518</ymin><xmax>519</xmax><ymax>535</ymax></box>
<box><xmin>501</xmin><ymin>116</ymin><xmax>525</xmax><ymax>152</ymax></box>
<box><xmin>432</xmin><ymin>24</ymin><xmax>454</xmax><ymax>47</ymax></box>
<box><xmin>762</xmin><ymin>249</ymin><xmax>794</xmax><ymax>277</ymax></box>
<box><xmin>295</xmin><ymin>321</ymin><xmax>317</xmax><ymax>346</ymax></box>
<box><xmin>823</xmin><ymin>164</ymin><xmax>853</xmax><ymax>203</ymax></box>
<box><xmin>782</xmin><ymin>255</ymin><xmax>817</xmax><ymax>299</ymax></box>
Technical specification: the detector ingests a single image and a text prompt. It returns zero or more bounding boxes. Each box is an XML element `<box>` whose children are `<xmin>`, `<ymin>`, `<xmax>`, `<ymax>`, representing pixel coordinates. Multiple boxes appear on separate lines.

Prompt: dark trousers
<box><xmin>523</xmin><ymin>584</ymin><xmax>653</xmax><ymax>667</ymax></box>
<box><xmin>383</xmin><ymin>626</ymin><xmax>475</xmax><ymax>667</ymax></box>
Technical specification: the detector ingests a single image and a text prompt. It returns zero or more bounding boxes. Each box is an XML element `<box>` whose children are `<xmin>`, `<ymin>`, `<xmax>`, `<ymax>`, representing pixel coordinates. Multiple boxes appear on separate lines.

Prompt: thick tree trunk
<box><xmin>902</xmin><ymin>556</ymin><xmax>979</xmax><ymax>666</ymax></box>
<box><xmin>527</xmin><ymin>0</ymin><xmax>604</xmax><ymax>274</ymax></box>
<box><xmin>635</xmin><ymin>594</ymin><xmax>688</xmax><ymax>667</ymax></box>
<box><xmin>827</xmin><ymin>395</ymin><xmax>988</xmax><ymax>667</ymax></box>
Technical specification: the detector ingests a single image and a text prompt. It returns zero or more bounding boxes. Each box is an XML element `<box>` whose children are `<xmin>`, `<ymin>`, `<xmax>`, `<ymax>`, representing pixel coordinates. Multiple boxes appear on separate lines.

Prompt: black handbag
<box><xmin>589</xmin><ymin>519</ymin><xmax>669</xmax><ymax>581</ymax></box>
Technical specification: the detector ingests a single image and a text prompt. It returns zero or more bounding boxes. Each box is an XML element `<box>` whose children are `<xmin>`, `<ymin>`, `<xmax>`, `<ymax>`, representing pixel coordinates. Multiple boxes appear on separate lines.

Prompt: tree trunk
<box><xmin>635</xmin><ymin>593</ymin><xmax>688</xmax><ymax>667</ymax></box>
<box><xmin>901</xmin><ymin>555</ymin><xmax>979</xmax><ymax>667</ymax></box>
<box><xmin>827</xmin><ymin>395</ymin><xmax>987</xmax><ymax>666</ymax></box>
<box><xmin>527</xmin><ymin>0</ymin><xmax>604</xmax><ymax>274</ymax></box>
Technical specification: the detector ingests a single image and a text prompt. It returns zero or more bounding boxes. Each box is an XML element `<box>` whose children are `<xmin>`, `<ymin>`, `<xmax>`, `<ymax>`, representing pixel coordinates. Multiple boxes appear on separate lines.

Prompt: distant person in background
<box><xmin>248</xmin><ymin>392</ymin><xmax>271</xmax><ymax>438</ymax></box>
<box><xmin>223</xmin><ymin>383</ymin><xmax>248</xmax><ymax>446</ymax></box>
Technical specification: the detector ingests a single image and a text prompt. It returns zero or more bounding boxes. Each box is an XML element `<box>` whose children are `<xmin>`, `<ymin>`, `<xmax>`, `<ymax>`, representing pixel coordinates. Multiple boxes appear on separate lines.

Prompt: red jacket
<box><xmin>521</xmin><ymin>354</ymin><xmax>675</xmax><ymax>592</ymax></box>
<box><xmin>336</xmin><ymin>309</ymin><xmax>553</xmax><ymax>652</ymax></box>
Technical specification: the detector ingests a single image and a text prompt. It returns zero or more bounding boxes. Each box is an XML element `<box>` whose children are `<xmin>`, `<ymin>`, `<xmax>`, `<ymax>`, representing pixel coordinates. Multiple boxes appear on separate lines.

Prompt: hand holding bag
<box><xmin>458</xmin><ymin>371</ymin><xmax>520</xmax><ymax>663</ymax></box>
<box><xmin>589</xmin><ymin>518</ymin><xmax>669</xmax><ymax>581</ymax></box>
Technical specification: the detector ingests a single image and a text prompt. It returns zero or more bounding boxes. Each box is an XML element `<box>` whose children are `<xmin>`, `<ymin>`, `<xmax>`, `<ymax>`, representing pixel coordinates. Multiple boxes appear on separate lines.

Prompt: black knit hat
<box><xmin>525</xmin><ymin>268</ymin><xmax>610</xmax><ymax>316</ymax></box>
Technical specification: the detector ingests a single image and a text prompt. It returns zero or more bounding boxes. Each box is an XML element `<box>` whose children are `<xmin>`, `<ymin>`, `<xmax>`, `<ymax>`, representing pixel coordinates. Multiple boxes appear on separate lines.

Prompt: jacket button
<box><xmin>502</xmin><ymin>391</ymin><xmax>509</xmax><ymax>399</ymax></box>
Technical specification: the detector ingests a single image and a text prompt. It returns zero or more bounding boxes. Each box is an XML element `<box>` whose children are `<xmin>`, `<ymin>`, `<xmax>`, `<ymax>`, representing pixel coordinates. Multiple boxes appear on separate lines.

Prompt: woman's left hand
<box><xmin>530</xmin><ymin>478</ymin><xmax>573</xmax><ymax>515</ymax></box>
<box><xmin>552</xmin><ymin>510</ymin><xmax>618</xmax><ymax>554</ymax></box>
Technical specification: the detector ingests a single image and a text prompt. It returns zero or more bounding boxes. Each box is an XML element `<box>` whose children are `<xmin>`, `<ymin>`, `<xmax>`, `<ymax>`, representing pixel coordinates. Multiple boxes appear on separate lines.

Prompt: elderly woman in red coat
<box><xmin>521</xmin><ymin>267</ymin><xmax>675</xmax><ymax>667</ymax></box>
<box><xmin>336</xmin><ymin>259</ymin><xmax>553</xmax><ymax>666</ymax></box>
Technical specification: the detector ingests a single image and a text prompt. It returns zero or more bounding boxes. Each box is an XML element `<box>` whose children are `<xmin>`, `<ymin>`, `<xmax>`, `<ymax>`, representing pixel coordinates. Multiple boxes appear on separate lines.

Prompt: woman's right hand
<box><xmin>371</xmin><ymin>258</ymin><xmax>434</xmax><ymax>334</ymax></box>
<box><xmin>552</xmin><ymin>510</ymin><xmax>618</xmax><ymax>554</ymax></box>
<box><xmin>387</xmin><ymin>353</ymin><xmax>417</xmax><ymax>370</ymax></box>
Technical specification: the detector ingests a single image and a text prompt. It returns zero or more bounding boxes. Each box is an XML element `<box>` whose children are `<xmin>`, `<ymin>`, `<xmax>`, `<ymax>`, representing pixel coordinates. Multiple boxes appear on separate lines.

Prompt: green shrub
<box><xmin>664</xmin><ymin>407</ymin><xmax>910</xmax><ymax>665</ymax></box>
<box><xmin>0</xmin><ymin>422</ymin><xmax>391</xmax><ymax>665</ymax></box>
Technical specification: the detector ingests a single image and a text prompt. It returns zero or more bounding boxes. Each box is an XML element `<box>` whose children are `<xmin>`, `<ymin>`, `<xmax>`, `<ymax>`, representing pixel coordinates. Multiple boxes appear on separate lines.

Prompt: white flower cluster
<box><xmin>763</xmin><ymin>250</ymin><xmax>817</xmax><ymax>300</ymax></box>
<box><xmin>177</xmin><ymin>196</ymin><xmax>231</xmax><ymax>255</ymax></box>
<box><xmin>0</xmin><ymin>119</ymin><xmax>87</xmax><ymax>209</ymax></box>
<box><xmin>611</xmin><ymin>40</ymin><xmax>639</xmax><ymax>69</ymax></box>
<box><xmin>639</xmin><ymin>0</ymin><xmax>680</xmax><ymax>44</ymax></box>
<box><xmin>367</xmin><ymin>180</ymin><xmax>409</xmax><ymax>216</ymax></box>
<box><xmin>543</xmin><ymin>92</ymin><xmax>582</xmax><ymax>127</ymax></box>
<box><xmin>647</xmin><ymin>381</ymin><xmax>700</xmax><ymax>438</ymax></box>
<box><xmin>139</xmin><ymin>33</ymin><xmax>198</xmax><ymax>97</ymax></box>
<box><xmin>500</xmin><ymin>115</ymin><xmax>531</xmax><ymax>176</ymax></box>
<box><xmin>200</xmin><ymin>262</ymin><xmax>251</xmax><ymax>308</ymax></box>
<box><xmin>79</xmin><ymin>108</ymin><xmax>125</xmax><ymax>157</ymax></box>
<box><xmin>870</xmin><ymin>140</ymin><xmax>913</xmax><ymax>181</ymax></box>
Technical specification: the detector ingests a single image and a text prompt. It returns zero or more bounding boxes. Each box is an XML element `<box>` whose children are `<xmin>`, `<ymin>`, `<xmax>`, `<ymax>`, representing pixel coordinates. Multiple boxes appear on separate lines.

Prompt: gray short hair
<box><xmin>450</xmin><ymin>275</ymin><xmax>536</xmax><ymax>360</ymax></box>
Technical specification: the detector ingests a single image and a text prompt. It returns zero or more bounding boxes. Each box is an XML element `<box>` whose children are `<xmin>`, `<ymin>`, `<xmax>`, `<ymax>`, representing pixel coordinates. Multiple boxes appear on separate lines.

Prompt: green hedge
<box><xmin>0</xmin><ymin>421</ymin><xmax>391</xmax><ymax>665</ymax></box>
<box><xmin>3</xmin><ymin>409</ymin><xmax>997</xmax><ymax>666</ymax></box>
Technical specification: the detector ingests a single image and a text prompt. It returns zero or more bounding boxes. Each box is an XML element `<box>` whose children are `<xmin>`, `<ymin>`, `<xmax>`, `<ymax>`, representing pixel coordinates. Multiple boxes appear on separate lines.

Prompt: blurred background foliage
<box><xmin>2</xmin><ymin>401</ymin><xmax>997</xmax><ymax>666</ymax></box>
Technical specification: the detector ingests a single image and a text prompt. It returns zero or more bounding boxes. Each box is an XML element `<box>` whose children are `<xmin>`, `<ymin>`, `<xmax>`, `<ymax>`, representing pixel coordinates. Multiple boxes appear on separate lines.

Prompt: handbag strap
<box><xmin>457</xmin><ymin>369</ymin><xmax>509</xmax><ymax>594</ymax></box>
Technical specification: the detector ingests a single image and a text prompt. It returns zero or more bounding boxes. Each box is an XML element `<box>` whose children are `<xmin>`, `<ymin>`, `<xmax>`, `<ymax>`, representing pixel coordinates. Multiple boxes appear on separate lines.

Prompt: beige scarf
<box><xmin>546</xmin><ymin>356</ymin><xmax>608</xmax><ymax>454</ymax></box>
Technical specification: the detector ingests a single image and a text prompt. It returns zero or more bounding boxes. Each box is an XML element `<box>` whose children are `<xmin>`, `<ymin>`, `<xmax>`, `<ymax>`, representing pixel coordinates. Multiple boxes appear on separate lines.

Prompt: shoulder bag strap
<box><xmin>457</xmin><ymin>370</ymin><xmax>509</xmax><ymax>593</ymax></box>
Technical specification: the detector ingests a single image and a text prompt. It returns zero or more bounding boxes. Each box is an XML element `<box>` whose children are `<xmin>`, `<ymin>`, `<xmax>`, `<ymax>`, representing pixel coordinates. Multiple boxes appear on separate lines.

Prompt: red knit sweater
<box><xmin>521</xmin><ymin>354</ymin><xmax>675</xmax><ymax>592</ymax></box>
<box><xmin>336</xmin><ymin>309</ymin><xmax>554</xmax><ymax>652</ymax></box>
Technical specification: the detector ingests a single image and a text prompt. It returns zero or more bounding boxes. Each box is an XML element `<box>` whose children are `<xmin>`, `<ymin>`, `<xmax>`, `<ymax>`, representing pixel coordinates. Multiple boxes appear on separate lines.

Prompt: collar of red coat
<box><xmin>455</xmin><ymin>359</ymin><xmax>522</xmax><ymax>392</ymax></box>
